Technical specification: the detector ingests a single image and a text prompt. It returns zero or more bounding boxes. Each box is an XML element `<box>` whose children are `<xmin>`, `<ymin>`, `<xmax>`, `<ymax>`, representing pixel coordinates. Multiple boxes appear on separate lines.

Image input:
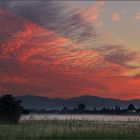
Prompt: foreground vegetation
<box><xmin>0</xmin><ymin>120</ymin><xmax>140</xmax><ymax>139</ymax></box>
<box><xmin>0</xmin><ymin>94</ymin><xmax>140</xmax><ymax>139</ymax></box>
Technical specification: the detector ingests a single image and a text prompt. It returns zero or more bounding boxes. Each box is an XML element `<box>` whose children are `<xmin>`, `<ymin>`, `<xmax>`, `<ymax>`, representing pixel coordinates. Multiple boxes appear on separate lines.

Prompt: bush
<box><xmin>0</xmin><ymin>95</ymin><xmax>23</xmax><ymax>123</ymax></box>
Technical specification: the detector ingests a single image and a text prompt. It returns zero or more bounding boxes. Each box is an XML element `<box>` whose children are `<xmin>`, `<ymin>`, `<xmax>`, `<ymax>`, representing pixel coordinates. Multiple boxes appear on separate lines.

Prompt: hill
<box><xmin>17</xmin><ymin>95</ymin><xmax>140</xmax><ymax>110</ymax></box>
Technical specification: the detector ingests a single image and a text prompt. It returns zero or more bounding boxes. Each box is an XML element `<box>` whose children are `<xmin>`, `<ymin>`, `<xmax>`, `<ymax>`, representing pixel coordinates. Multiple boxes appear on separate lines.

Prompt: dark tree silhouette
<box><xmin>61</xmin><ymin>107</ymin><xmax>69</xmax><ymax>113</ymax></box>
<box><xmin>93</xmin><ymin>107</ymin><xmax>96</xmax><ymax>111</ymax></box>
<box><xmin>0</xmin><ymin>95</ymin><xmax>24</xmax><ymax>123</ymax></box>
<box><xmin>23</xmin><ymin>109</ymin><xmax>29</xmax><ymax>115</ymax></box>
<box><xmin>115</xmin><ymin>106</ymin><xmax>120</xmax><ymax>112</ymax></box>
<box><xmin>78</xmin><ymin>104</ymin><xmax>86</xmax><ymax>111</ymax></box>
<box><xmin>127</xmin><ymin>104</ymin><xmax>136</xmax><ymax>111</ymax></box>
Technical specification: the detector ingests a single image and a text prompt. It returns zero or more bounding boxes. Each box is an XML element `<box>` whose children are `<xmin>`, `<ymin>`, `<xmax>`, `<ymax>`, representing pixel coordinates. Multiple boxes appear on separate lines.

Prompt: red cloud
<box><xmin>0</xmin><ymin>7</ymin><xmax>140</xmax><ymax>100</ymax></box>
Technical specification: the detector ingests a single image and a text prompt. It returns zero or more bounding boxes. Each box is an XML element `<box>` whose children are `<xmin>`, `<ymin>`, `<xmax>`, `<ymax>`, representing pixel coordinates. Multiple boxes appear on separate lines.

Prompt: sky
<box><xmin>0</xmin><ymin>1</ymin><xmax>140</xmax><ymax>100</ymax></box>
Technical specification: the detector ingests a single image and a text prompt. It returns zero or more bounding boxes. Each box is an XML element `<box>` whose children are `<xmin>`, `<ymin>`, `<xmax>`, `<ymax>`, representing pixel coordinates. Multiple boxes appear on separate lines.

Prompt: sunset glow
<box><xmin>0</xmin><ymin>1</ymin><xmax>140</xmax><ymax>99</ymax></box>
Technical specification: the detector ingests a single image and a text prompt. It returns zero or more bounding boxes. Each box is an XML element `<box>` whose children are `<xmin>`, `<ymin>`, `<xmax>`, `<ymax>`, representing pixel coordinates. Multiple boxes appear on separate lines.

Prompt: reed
<box><xmin>0</xmin><ymin>119</ymin><xmax>140</xmax><ymax>139</ymax></box>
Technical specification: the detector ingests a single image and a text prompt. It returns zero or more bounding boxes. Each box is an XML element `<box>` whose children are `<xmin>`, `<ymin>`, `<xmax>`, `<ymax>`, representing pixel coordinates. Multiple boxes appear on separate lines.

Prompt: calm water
<box><xmin>21</xmin><ymin>114</ymin><xmax>140</xmax><ymax>122</ymax></box>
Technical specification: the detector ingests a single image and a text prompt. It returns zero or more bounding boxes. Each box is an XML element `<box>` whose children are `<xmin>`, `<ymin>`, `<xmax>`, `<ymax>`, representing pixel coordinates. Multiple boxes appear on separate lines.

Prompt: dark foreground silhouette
<box><xmin>0</xmin><ymin>95</ymin><xmax>27</xmax><ymax>123</ymax></box>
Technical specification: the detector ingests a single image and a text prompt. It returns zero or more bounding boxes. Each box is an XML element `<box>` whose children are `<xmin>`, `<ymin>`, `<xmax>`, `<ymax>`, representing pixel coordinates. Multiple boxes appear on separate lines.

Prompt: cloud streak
<box><xmin>0</xmin><ymin>1</ymin><xmax>140</xmax><ymax>99</ymax></box>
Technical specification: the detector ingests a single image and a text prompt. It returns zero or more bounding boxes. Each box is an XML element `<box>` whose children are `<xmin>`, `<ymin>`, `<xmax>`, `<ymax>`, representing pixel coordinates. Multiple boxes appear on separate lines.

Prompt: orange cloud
<box><xmin>0</xmin><ymin>6</ymin><xmax>140</xmax><ymax>100</ymax></box>
<box><xmin>79</xmin><ymin>1</ymin><xmax>105</xmax><ymax>23</ymax></box>
<box><xmin>111</xmin><ymin>12</ymin><xmax>121</xmax><ymax>22</ymax></box>
<box><xmin>135</xmin><ymin>12</ymin><xmax>140</xmax><ymax>20</ymax></box>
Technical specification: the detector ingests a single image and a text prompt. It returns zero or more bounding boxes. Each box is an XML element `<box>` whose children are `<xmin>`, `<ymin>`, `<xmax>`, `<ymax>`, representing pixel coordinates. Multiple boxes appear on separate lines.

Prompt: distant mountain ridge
<box><xmin>17</xmin><ymin>95</ymin><xmax>140</xmax><ymax>110</ymax></box>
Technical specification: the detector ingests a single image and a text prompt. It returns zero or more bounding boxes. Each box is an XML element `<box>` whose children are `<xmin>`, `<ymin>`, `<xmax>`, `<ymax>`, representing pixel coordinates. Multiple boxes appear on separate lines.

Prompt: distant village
<box><xmin>27</xmin><ymin>103</ymin><xmax>140</xmax><ymax>115</ymax></box>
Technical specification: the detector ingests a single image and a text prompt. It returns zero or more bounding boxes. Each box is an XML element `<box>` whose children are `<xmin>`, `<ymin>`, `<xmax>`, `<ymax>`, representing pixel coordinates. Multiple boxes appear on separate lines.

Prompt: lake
<box><xmin>20</xmin><ymin>114</ymin><xmax>140</xmax><ymax>122</ymax></box>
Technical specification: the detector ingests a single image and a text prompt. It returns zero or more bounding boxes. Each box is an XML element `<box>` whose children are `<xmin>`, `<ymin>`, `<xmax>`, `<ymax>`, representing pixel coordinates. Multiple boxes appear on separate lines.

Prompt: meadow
<box><xmin>0</xmin><ymin>118</ymin><xmax>140</xmax><ymax>139</ymax></box>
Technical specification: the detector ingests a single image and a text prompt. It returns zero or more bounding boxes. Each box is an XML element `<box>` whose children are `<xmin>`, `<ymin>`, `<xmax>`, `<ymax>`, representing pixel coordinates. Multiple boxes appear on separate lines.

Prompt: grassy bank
<box><xmin>0</xmin><ymin>120</ymin><xmax>140</xmax><ymax>139</ymax></box>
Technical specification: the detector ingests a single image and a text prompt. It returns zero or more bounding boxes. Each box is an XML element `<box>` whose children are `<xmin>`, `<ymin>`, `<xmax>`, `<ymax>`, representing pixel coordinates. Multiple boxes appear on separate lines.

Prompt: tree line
<box><xmin>34</xmin><ymin>103</ymin><xmax>139</xmax><ymax>114</ymax></box>
<box><xmin>0</xmin><ymin>94</ymin><xmax>140</xmax><ymax>123</ymax></box>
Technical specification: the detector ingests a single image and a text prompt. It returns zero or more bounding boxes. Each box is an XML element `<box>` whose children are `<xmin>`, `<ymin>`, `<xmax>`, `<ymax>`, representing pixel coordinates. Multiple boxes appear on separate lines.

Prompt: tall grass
<box><xmin>0</xmin><ymin>119</ymin><xmax>140</xmax><ymax>139</ymax></box>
